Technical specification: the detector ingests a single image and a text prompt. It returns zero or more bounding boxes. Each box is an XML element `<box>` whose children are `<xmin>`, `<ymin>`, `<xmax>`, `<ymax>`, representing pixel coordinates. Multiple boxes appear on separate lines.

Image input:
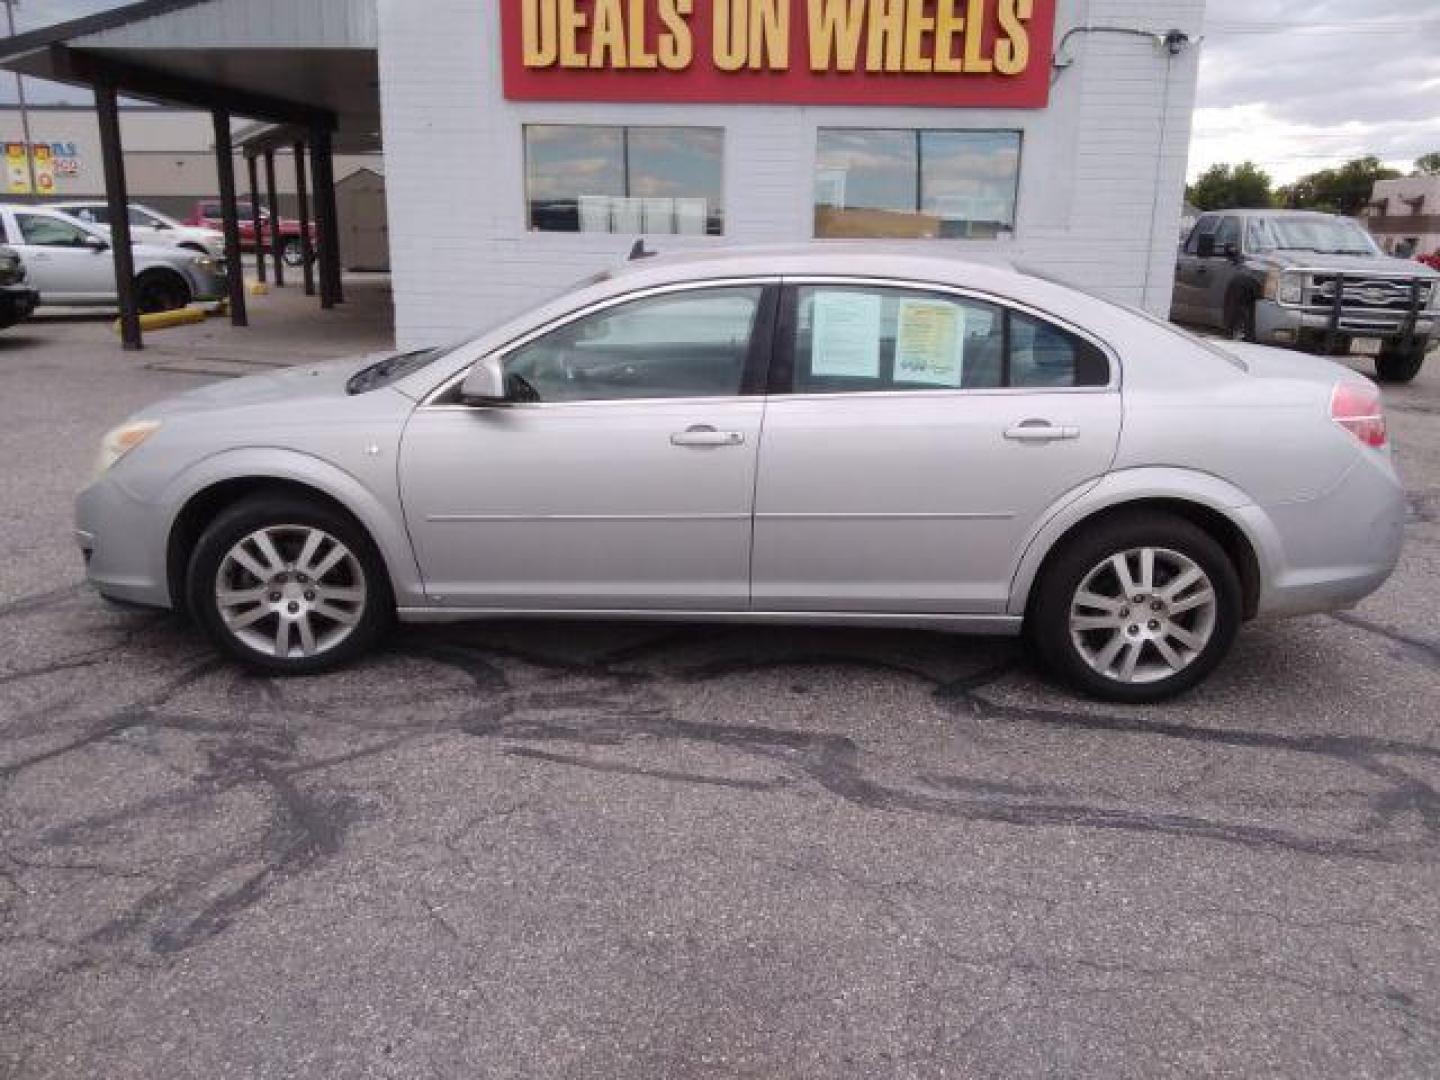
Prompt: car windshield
<box><xmin>1248</xmin><ymin>217</ymin><xmax>1380</xmax><ymax>256</ymax></box>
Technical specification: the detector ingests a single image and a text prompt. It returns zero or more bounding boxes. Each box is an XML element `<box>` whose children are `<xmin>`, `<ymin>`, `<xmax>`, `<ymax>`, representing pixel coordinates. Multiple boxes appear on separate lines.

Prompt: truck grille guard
<box><xmin>1316</xmin><ymin>274</ymin><xmax>1429</xmax><ymax>356</ymax></box>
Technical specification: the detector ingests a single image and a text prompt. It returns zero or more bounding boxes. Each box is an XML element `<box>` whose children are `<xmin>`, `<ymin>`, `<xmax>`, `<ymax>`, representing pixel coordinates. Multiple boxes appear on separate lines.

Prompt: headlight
<box><xmin>1264</xmin><ymin>269</ymin><xmax>1305</xmax><ymax>305</ymax></box>
<box><xmin>95</xmin><ymin>420</ymin><xmax>161</xmax><ymax>477</ymax></box>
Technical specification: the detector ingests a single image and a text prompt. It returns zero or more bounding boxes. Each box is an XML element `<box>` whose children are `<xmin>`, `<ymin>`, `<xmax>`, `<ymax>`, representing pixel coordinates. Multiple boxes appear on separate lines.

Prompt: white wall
<box><xmin>379</xmin><ymin>0</ymin><xmax>1204</xmax><ymax>348</ymax></box>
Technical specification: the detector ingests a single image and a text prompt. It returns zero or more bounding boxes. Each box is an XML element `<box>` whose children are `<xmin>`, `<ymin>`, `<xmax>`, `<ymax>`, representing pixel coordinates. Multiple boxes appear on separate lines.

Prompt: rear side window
<box><xmin>785</xmin><ymin>286</ymin><xmax>1108</xmax><ymax>393</ymax></box>
<box><xmin>1215</xmin><ymin>216</ymin><xmax>1241</xmax><ymax>253</ymax></box>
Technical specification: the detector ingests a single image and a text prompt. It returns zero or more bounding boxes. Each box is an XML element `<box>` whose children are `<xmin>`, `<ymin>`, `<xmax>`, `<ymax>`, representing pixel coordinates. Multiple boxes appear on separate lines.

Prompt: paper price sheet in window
<box><xmin>894</xmin><ymin>299</ymin><xmax>965</xmax><ymax>387</ymax></box>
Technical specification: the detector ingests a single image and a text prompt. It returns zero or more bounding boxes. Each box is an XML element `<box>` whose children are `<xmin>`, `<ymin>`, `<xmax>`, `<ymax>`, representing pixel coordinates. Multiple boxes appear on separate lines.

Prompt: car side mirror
<box><xmin>1196</xmin><ymin>234</ymin><xmax>1216</xmax><ymax>258</ymax></box>
<box><xmin>82</xmin><ymin>235</ymin><xmax>109</xmax><ymax>252</ymax></box>
<box><xmin>1223</xmin><ymin>241</ymin><xmax>1241</xmax><ymax>261</ymax></box>
<box><xmin>459</xmin><ymin>355</ymin><xmax>510</xmax><ymax>406</ymax></box>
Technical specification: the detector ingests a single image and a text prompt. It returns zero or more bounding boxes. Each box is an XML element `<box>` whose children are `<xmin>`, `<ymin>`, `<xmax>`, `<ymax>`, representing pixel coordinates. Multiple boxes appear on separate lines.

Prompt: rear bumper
<box><xmin>0</xmin><ymin>284</ymin><xmax>39</xmax><ymax>327</ymax></box>
<box><xmin>1243</xmin><ymin>449</ymin><xmax>1406</xmax><ymax>618</ymax></box>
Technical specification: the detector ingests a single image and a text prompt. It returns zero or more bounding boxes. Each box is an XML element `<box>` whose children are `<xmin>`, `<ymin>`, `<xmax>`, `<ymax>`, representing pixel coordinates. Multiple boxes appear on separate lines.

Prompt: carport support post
<box><xmin>247</xmin><ymin>153</ymin><xmax>266</xmax><ymax>285</ymax></box>
<box><xmin>94</xmin><ymin>80</ymin><xmax>140</xmax><ymax>350</ymax></box>
<box><xmin>293</xmin><ymin>140</ymin><xmax>315</xmax><ymax>297</ymax></box>
<box><xmin>310</xmin><ymin>125</ymin><xmax>343</xmax><ymax>307</ymax></box>
<box><xmin>264</xmin><ymin>150</ymin><xmax>284</xmax><ymax>287</ymax></box>
<box><xmin>210</xmin><ymin>108</ymin><xmax>247</xmax><ymax>327</ymax></box>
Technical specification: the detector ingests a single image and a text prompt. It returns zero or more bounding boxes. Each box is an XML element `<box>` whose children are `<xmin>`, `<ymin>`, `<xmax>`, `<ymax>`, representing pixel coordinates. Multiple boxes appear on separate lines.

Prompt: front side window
<box><xmin>814</xmin><ymin>129</ymin><xmax>1020</xmax><ymax>240</ymax></box>
<box><xmin>16</xmin><ymin>214</ymin><xmax>92</xmax><ymax>246</ymax></box>
<box><xmin>1214</xmin><ymin>216</ymin><xmax>1241</xmax><ymax>253</ymax></box>
<box><xmin>525</xmin><ymin>125</ymin><xmax>724</xmax><ymax>236</ymax></box>
<box><xmin>1185</xmin><ymin>214</ymin><xmax>1220</xmax><ymax>255</ymax></box>
<box><xmin>788</xmin><ymin>286</ymin><xmax>1107</xmax><ymax>393</ymax></box>
<box><xmin>504</xmin><ymin>286</ymin><xmax>762</xmax><ymax>403</ymax></box>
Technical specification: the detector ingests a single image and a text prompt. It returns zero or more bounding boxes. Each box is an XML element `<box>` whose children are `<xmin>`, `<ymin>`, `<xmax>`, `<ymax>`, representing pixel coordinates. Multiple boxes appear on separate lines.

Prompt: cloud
<box><xmin>1190</xmin><ymin>0</ymin><xmax>1440</xmax><ymax>183</ymax></box>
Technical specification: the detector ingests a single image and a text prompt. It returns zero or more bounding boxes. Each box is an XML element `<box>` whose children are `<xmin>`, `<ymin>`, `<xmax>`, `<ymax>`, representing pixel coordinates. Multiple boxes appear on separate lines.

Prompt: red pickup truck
<box><xmin>184</xmin><ymin>200</ymin><xmax>318</xmax><ymax>267</ymax></box>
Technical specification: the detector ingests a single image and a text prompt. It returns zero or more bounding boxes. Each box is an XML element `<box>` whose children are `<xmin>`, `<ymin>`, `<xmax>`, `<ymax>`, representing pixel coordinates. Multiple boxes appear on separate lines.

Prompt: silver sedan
<box><xmin>75</xmin><ymin>246</ymin><xmax>1406</xmax><ymax>702</ymax></box>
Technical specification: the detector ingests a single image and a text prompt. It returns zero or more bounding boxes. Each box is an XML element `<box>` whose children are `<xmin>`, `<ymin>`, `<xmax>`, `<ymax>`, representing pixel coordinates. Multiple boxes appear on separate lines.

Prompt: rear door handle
<box><xmin>671</xmin><ymin>424</ymin><xmax>744</xmax><ymax>447</ymax></box>
<box><xmin>1004</xmin><ymin>421</ymin><xmax>1080</xmax><ymax>442</ymax></box>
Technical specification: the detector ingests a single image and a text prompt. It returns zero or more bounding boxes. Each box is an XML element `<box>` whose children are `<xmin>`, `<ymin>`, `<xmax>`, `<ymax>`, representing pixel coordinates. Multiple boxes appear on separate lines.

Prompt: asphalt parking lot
<box><xmin>2</xmin><ymin>301</ymin><xmax>1439</xmax><ymax>1078</ymax></box>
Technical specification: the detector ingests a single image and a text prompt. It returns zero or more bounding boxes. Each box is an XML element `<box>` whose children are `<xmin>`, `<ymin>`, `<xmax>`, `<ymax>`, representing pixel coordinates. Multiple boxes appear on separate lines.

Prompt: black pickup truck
<box><xmin>1172</xmin><ymin>209</ymin><xmax>1438</xmax><ymax>383</ymax></box>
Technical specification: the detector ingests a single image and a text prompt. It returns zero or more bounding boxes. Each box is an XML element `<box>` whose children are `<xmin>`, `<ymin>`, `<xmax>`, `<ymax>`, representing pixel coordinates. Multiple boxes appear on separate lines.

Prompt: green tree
<box><xmin>1278</xmin><ymin>156</ymin><xmax>1402</xmax><ymax>215</ymax></box>
<box><xmin>1415</xmin><ymin>152</ymin><xmax>1440</xmax><ymax>176</ymax></box>
<box><xmin>1186</xmin><ymin>162</ymin><xmax>1275</xmax><ymax>211</ymax></box>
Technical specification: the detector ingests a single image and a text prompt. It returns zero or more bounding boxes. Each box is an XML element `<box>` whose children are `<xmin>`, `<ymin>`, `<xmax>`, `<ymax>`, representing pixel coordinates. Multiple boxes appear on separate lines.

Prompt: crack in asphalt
<box><xmin>3</xmin><ymin>579</ymin><xmax>1440</xmax><ymax>1038</ymax></box>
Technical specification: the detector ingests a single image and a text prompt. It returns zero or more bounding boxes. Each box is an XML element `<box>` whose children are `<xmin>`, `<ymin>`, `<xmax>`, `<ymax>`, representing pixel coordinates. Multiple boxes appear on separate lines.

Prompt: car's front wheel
<box><xmin>1028</xmin><ymin>513</ymin><xmax>1242</xmax><ymax>703</ymax></box>
<box><xmin>1375</xmin><ymin>344</ymin><xmax>1426</xmax><ymax>384</ymax></box>
<box><xmin>187</xmin><ymin>495</ymin><xmax>393</xmax><ymax>674</ymax></box>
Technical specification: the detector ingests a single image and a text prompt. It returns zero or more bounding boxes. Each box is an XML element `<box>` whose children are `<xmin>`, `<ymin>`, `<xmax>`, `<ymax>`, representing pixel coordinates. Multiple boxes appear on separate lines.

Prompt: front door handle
<box><xmin>671</xmin><ymin>424</ymin><xmax>744</xmax><ymax>448</ymax></box>
<box><xmin>1004</xmin><ymin>420</ymin><xmax>1080</xmax><ymax>442</ymax></box>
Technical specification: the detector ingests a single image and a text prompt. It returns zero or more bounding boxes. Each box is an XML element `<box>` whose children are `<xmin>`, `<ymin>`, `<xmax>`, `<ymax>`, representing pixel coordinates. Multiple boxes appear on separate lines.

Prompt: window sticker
<box><xmin>811</xmin><ymin>291</ymin><xmax>882</xmax><ymax>378</ymax></box>
<box><xmin>895</xmin><ymin>300</ymin><xmax>965</xmax><ymax>387</ymax></box>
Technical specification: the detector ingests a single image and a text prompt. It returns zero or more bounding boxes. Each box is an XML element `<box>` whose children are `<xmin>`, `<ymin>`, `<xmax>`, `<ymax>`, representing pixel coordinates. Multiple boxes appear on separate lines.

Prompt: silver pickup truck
<box><xmin>1171</xmin><ymin>209</ymin><xmax>1438</xmax><ymax>383</ymax></box>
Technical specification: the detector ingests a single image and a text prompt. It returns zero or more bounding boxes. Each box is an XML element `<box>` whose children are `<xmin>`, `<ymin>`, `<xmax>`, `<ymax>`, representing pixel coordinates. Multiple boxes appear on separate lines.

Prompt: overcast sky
<box><xmin>1192</xmin><ymin>0</ymin><xmax>1440</xmax><ymax>183</ymax></box>
<box><xmin>7</xmin><ymin>0</ymin><xmax>1440</xmax><ymax>185</ymax></box>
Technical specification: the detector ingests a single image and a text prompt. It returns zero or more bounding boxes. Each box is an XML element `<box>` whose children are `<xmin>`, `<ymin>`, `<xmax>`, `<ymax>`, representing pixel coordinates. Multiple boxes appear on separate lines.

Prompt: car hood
<box><xmin>139</xmin><ymin>353</ymin><xmax>392</xmax><ymax>419</ymax></box>
<box><xmin>1253</xmin><ymin>250</ymin><xmax>1440</xmax><ymax>277</ymax></box>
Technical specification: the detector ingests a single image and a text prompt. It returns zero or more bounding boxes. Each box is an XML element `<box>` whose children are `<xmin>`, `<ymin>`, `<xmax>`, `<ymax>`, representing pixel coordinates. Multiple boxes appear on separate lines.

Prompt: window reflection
<box><xmin>526</xmin><ymin>125</ymin><xmax>724</xmax><ymax>236</ymax></box>
<box><xmin>815</xmin><ymin>129</ymin><xmax>1020</xmax><ymax>240</ymax></box>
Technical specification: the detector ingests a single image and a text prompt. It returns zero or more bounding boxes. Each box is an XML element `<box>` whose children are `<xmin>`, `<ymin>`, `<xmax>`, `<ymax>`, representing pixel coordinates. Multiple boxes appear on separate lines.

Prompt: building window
<box><xmin>525</xmin><ymin>125</ymin><xmax>724</xmax><ymax>236</ymax></box>
<box><xmin>814</xmin><ymin>129</ymin><xmax>1021</xmax><ymax>240</ymax></box>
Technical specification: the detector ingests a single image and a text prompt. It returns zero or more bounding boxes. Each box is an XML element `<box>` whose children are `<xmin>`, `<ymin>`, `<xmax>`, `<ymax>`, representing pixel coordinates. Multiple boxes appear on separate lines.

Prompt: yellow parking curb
<box><xmin>113</xmin><ymin>307</ymin><xmax>208</xmax><ymax>335</ymax></box>
<box><xmin>248</xmin><ymin>280</ymin><xmax>270</xmax><ymax>296</ymax></box>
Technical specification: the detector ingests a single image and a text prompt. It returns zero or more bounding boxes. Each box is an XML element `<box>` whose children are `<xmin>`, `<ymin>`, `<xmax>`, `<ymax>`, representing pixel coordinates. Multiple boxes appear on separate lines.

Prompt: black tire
<box><xmin>186</xmin><ymin>494</ymin><xmax>393</xmax><ymax>675</ymax></box>
<box><xmin>281</xmin><ymin>237</ymin><xmax>305</xmax><ymax>267</ymax></box>
<box><xmin>1027</xmin><ymin>512</ymin><xmax>1242</xmax><ymax>704</ymax></box>
<box><xmin>1225</xmin><ymin>289</ymin><xmax>1257</xmax><ymax>343</ymax></box>
<box><xmin>134</xmin><ymin>270</ymin><xmax>191</xmax><ymax>314</ymax></box>
<box><xmin>1375</xmin><ymin>345</ymin><xmax>1425</xmax><ymax>384</ymax></box>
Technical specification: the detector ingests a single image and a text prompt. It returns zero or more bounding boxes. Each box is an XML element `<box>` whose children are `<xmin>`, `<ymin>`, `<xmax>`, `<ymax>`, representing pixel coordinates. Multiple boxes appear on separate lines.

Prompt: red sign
<box><xmin>502</xmin><ymin>0</ymin><xmax>1055</xmax><ymax>108</ymax></box>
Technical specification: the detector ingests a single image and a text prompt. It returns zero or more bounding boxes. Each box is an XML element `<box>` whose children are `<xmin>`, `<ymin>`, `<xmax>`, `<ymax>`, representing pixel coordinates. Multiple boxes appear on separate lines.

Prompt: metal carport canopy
<box><xmin>0</xmin><ymin>0</ymin><xmax>379</xmax><ymax>145</ymax></box>
<box><xmin>0</xmin><ymin>0</ymin><xmax>379</xmax><ymax>347</ymax></box>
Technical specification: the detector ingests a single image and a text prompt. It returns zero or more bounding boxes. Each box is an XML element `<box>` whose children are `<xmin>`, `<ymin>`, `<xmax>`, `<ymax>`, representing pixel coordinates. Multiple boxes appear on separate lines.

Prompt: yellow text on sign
<box><xmin>520</xmin><ymin>0</ymin><xmax>1035</xmax><ymax>74</ymax></box>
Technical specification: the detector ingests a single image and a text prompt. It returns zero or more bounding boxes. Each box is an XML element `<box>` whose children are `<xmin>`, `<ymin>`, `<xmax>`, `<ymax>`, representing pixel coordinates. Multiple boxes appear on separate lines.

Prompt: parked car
<box><xmin>49</xmin><ymin>200</ymin><xmax>225</xmax><ymax>257</ymax></box>
<box><xmin>1172</xmin><ymin>209</ymin><xmax>1439</xmax><ymax>383</ymax></box>
<box><xmin>0</xmin><ymin>204</ymin><xmax>226</xmax><ymax>312</ymax></box>
<box><xmin>184</xmin><ymin>199</ymin><xmax>315</xmax><ymax>266</ymax></box>
<box><xmin>76</xmin><ymin>246</ymin><xmax>1405</xmax><ymax>702</ymax></box>
<box><xmin>0</xmin><ymin>244</ymin><xmax>39</xmax><ymax>329</ymax></box>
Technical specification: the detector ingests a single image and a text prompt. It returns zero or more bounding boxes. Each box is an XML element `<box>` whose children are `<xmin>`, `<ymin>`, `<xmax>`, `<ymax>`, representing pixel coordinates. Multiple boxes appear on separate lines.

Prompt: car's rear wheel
<box><xmin>135</xmin><ymin>270</ymin><xmax>191</xmax><ymax>314</ymax></box>
<box><xmin>1028</xmin><ymin>513</ymin><xmax>1242</xmax><ymax>703</ymax></box>
<box><xmin>187</xmin><ymin>495</ymin><xmax>393</xmax><ymax>674</ymax></box>
<box><xmin>1375</xmin><ymin>344</ymin><xmax>1425</xmax><ymax>384</ymax></box>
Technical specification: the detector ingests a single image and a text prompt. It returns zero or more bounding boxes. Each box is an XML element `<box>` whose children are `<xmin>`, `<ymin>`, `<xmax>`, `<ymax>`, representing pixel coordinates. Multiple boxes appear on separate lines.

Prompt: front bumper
<box><xmin>75</xmin><ymin>474</ymin><xmax>173</xmax><ymax>609</ymax></box>
<box><xmin>1256</xmin><ymin>299</ymin><xmax>1436</xmax><ymax>354</ymax></box>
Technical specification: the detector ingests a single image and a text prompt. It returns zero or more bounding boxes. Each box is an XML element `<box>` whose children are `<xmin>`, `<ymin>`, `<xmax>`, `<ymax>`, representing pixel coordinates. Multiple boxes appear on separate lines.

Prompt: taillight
<box><xmin>1331</xmin><ymin>381</ymin><xmax>1387</xmax><ymax>449</ymax></box>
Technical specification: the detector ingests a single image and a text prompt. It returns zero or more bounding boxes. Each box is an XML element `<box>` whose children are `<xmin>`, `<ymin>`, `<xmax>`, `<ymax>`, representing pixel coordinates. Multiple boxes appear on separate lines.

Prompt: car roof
<box><xmin>1200</xmin><ymin>208</ymin><xmax>1352</xmax><ymax>220</ymax></box>
<box><xmin>600</xmin><ymin>242</ymin><xmax>1032</xmax><ymax>294</ymax></box>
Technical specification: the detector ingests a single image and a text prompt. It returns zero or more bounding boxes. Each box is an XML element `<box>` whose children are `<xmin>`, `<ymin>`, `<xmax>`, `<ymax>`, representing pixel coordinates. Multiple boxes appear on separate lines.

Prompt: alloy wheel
<box><xmin>1068</xmin><ymin>546</ymin><xmax>1218</xmax><ymax>685</ymax></box>
<box><xmin>214</xmin><ymin>524</ymin><xmax>367</xmax><ymax>659</ymax></box>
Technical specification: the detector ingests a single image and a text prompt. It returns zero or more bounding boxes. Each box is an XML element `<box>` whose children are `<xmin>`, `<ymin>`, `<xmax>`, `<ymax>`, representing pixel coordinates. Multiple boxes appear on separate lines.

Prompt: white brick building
<box><xmin>0</xmin><ymin>0</ymin><xmax>1203</xmax><ymax>348</ymax></box>
<box><xmin>379</xmin><ymin>0</ymin><xmax>1204</xmax><ymax>348</ymax></box>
